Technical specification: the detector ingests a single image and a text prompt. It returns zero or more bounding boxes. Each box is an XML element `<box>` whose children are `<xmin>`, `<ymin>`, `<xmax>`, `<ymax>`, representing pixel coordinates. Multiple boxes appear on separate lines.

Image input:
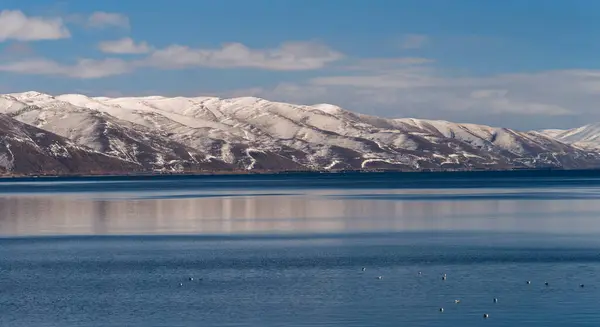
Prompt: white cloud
<box><xmin>0</xmin><ymin>10</ymin><xmax>70</xmax><ymax>42</ymax></box>
<box><xmin>0</xmin><ymin>40</ymin><xmax>343</xmax><ymax>79</ymax></box>
<box><xmin>400</xmin><ymin>34</ymin><xmax>429</xmax><ymax>49</ymax></box>
<box><xmin>86</xmin><ymin>12</ymin><xmax>129</xmax><ymax>29</ymax></box>
<box><xmin>98</xmin><ymin>38</ymin><xmax>151</xmax><ymax>54</ymax></box>
<box><xmin>141</xmin><ymin>41</ymin><xmax>343</xmax><ymax>70</ymax></box>
<box><xmin>0</xmin><ymin>58</ymin><xmax>131</xmax><ymax>78</ymax></box>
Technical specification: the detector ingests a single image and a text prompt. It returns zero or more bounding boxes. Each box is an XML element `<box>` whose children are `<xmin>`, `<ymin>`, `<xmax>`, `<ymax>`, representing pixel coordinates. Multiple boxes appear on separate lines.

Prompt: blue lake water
<box><xmin>1</xmin><ymin>171</ymin><xmax>600</xmax><ymax>326</ymax></box>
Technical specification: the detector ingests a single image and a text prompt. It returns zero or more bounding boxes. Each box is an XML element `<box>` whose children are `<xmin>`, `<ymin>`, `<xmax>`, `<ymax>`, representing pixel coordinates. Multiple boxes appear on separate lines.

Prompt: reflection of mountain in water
<box><xmin>0</xmin><ymin>189</ymin><xmax>597</xmax><ymax>237</ymax></box>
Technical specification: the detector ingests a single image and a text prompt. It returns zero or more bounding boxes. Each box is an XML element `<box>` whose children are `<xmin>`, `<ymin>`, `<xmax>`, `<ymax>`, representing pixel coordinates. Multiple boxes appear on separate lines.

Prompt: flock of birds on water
<box><xmin>366</xmin><ymin>267</ymin><xmax>586</xmax><ymax>320</ymax></box>
<box><xmin>176</xmin><ymin>266</ymin><xmax>588</xmax><ymax>321</ymax></box>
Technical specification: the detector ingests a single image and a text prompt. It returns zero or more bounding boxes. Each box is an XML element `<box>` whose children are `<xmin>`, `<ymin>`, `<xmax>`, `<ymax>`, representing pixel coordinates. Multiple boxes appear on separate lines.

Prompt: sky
<box><xmin>1</xmin><ymin>0</ymin><xmax>600</xmax><ymax>130</ymax></box>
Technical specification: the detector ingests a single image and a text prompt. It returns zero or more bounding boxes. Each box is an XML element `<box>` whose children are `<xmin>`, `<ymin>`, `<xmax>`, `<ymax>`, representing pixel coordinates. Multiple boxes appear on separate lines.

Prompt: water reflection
<box><xmin>0</xmin><ymin>187</ymin><xmax>599</xmax><ymax>237</ymax></box>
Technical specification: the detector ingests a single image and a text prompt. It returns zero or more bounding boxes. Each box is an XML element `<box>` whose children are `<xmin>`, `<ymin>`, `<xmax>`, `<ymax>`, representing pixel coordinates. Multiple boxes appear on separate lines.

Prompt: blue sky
<box><xmin>2</xmin><ymin>0</ymin><xmax>600</xmax><ymax>129</ymax></box>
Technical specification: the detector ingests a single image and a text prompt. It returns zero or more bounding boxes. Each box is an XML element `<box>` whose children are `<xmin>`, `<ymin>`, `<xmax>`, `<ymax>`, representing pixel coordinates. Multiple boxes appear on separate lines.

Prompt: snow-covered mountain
<box><xmin>539</xmin><ymin>123</ymin><xmax>600</xmax><ymax>151</ymax></box>
<box><xmin>0</xmin><ymin>91</ymin><xmax>599</xmax><ymax>175</ymax></box>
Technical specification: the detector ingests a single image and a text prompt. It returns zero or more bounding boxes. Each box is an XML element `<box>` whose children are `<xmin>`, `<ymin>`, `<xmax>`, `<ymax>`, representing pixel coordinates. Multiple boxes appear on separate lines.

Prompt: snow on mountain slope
<box><xmin>55</xmin><ymin>94</ymin><xmax>307</xmax><ymax>170</ymax></box>
<box><xmin>1</xmin><ymin>92</ymin><xmax>305</xmax><ymax>171</ymax></box>
<box><xmin>393</xmin><ymin>118</ymin><xmax>577</xmax><ymax>157</ymax></box>
<box><xmin>55</xmin><ymin>95</ymin><xmax>390</xmax><ymax>168</ymax></box>
<box><xmin>538</xmin><ymin>129</ymin><xmax>564</xmax><ymax>139</ymax></box>
<box><xmin>0</xmin><ymin>93</ymin><xmax>235</xmax><ymax>172</ymax></box>
<box><xmin>55</xmin><ymin>94</ymin><xmax>250</xmax><ymax>155</ymax></box>
<box><xmin>2</xmin><ymin>91</ymin><xmax>600</xmax><ymax>174</ymax></box>
<box><xmin>538</xmin><ymin>123</ymin><xmax>600</xmax><ymax>151</ymax></box>
<box><xmin>0</xmin><ymin>113</ymin><xmax>139</xmax><ymax>175</ymax></box>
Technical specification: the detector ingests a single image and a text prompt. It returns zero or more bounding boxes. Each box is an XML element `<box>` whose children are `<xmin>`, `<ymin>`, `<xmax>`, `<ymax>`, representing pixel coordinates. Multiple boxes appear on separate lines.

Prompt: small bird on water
<box><xmin>493</xmin><ymin>298</ymin><xmax>498</xmax><ymax>303</ymax></box>
<box><xmin>362</xmin><ymin>267</ymin><xmax>366</xmax><ymax>271</ymax></box>
<box><xmin>527</xmin><ymin>280</ymin><xmax>531</xmax><ymax>284</ymax></box>
<box><xmin>439</xmin><ymin>308</ymin><xmax>444</xmax><ymax>312</ymax></box>
<box><xmin>483</xmin><ymin>313</ymin><xmax>489</xmax><ymax>319</ymax></box>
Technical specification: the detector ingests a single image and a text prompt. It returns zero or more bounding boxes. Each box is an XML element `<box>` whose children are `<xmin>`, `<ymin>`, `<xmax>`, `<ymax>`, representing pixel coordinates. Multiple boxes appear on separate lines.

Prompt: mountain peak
<box><xmin>8</xmin><ymin>91</ymin><xmax>54</xmax><ymax>101</ymax></box>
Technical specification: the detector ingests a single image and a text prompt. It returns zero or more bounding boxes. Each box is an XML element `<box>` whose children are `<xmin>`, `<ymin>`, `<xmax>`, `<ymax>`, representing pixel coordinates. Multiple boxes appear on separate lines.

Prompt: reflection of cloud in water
<box><xmin>0</xmin><ymin>189</ymin><xmax>599</xmax><ymax>237</ymax></box>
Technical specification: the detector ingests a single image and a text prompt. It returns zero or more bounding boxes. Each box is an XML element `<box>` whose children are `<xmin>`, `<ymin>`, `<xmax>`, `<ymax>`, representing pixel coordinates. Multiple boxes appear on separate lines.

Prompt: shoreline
<box><xmin>0</xmin><ymin>166</ymin><xmax>596</xmax><ymax>181</ymax></box>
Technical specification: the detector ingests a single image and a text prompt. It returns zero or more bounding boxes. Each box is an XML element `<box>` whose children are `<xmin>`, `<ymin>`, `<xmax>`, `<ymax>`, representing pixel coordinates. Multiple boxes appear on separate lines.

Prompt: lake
<box><xmin>1</xmin><ymin>171</ymin><xmax>600</xmax><ymax>326</ymax></box>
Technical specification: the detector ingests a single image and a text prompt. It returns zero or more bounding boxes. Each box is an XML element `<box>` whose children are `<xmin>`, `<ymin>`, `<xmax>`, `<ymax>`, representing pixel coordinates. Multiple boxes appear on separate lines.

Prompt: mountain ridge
<box><xmin>1</xmin><ymin>90</ymin><xmax>599</xmax><ymax>175</ymax></box>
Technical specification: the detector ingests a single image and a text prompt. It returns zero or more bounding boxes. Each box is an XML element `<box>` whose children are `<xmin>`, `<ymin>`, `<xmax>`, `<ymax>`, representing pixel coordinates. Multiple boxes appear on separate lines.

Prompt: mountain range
<box><xmin>0</xmin><ymin>91</ymin><xmax>599</xmax><ymax>176</ymax></box>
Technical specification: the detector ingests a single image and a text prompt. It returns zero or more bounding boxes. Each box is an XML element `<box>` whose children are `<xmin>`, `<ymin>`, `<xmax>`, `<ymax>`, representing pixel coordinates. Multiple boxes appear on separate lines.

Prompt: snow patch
<box><xmin>324</xmin><ymin>160</ymin><xmax>340</xmax><ymax>170</ymax></box>
<box><xmin>49</xmin><ymin>143</ymin><xmax>71</xmax><ymax>158</ymax></box>
<box><xmin>245</xmin><ymin>148</ymin><xmax>265</xmax><ymax>170</ymax></box>
<box><xmin>0</xmin><ymin>143</ymin><xmax>15</xmax><ymax>171</ymax></box>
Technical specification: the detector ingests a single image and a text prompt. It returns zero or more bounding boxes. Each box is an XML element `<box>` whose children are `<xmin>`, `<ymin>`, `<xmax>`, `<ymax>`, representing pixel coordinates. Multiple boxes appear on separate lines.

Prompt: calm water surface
<box><xmin>1</xmin><ymin>171</ymin><xmax>600</xmax><ymax>326</ymax></box>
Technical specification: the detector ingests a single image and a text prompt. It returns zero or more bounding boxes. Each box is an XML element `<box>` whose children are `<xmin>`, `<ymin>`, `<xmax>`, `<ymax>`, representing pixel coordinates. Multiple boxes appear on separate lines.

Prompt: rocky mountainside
<box><xmin>0</xmin><ymin>113</ymin><xmax>138</xmax><ymax>175</ymax></box>
<box><xmin>0</xmin><ymin>91</ymin><xmax>599</xmax><ymax>175</ymax></box>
